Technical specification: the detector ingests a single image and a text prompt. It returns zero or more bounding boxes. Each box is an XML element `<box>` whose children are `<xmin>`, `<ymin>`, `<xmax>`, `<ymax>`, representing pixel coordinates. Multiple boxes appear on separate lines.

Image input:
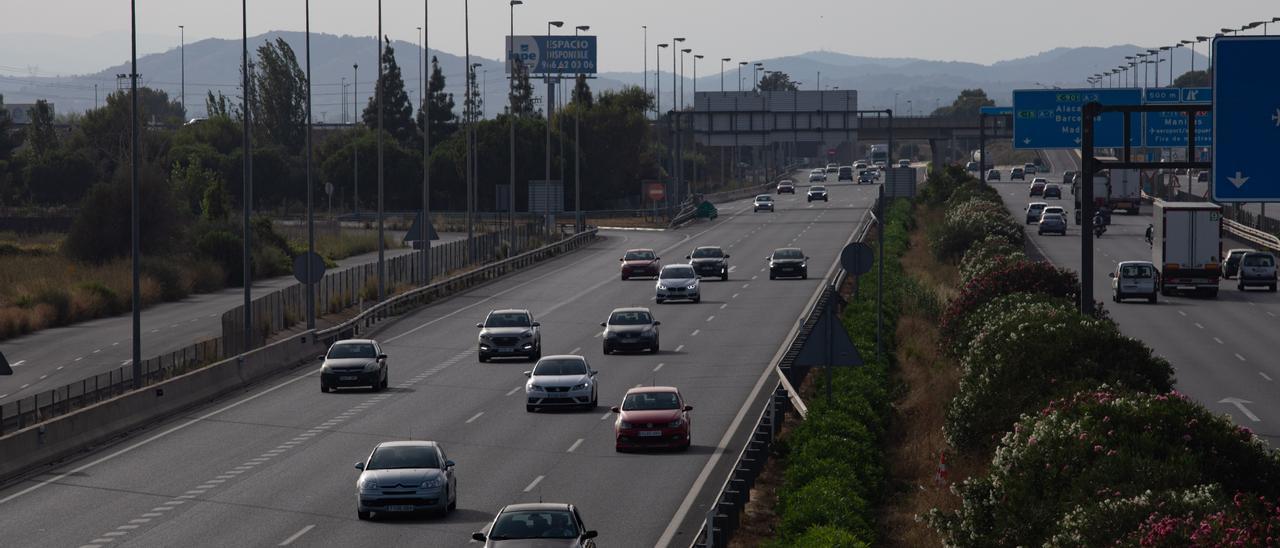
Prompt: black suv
<box><xmin>687</xmin><ymin>246</ymin><xmax>730</xmax><ymax>280</ymax></box>
<box><xmin>477</xmin><ymin>309</ymin><xmax>542</xmax><ymax>362</ymax></box>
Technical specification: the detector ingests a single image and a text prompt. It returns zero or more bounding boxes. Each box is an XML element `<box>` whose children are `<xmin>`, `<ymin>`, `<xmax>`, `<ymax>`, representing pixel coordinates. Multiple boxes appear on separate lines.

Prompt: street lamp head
<box><xmin>1124</xmin><ymin>55</ymin><xmax>1135</xmax><ymax>60</ymax></box>
<box><xmin>1180</xmin><ymin>40</ymin><xmax>1193</xmax><ymax>45</ymax></box>
<box><xmin>674</xmin><ymin>37</ymin><xmax>686</xmax><ymax>42</ymax></box>
<box><xmin>549</xmin><ymin>21</ymin><xmax>564</xmax><ymax>27</ymax></box>
<box><xmin>354</xmin><ymin>63</ymin><xmax>359</xmax><ymax>69</ymax></box>
<box><xmin>754</xmin><ymin>62</ymin><xmax>762</xmax><ymax>67</ymax></box>
<box><xmin>510</xmin><ymin>0</ymin><xmax>522</xmax><ymax>5</ymax></box>
<box><xmin>658</xmin><ymin>43</ymin><xmax>669</xmax><ymax>49</ymax></box>
<box><xmin>681</xmin><ymin>48</ymin><xmax>691</xmax><ymax>53</ymax></box>
<box><xmin>1196</xmin><ymin>36</ymin><xmax>1210</xmax><ymax>41</ymax></box>
<box><xmin>721</xmin><ymin>57</ymin><xmax>731</xmax><ymax>62</ymax></box>
<box><xmin>739</xmin><ymin>61</ymin><xmax>747</xmax><ymax>66</ymax></box>
<box><xmin>695</xmin><ymin>54</ymin><xmax>704</xmax><ymax>59</ymax></box>
<box><xmin>472</xmin><ymin>62</ymin><xmax>482</xmax><ymax>68</ymax></box>
<box><xmin>576</xmin><ymin>25</ymin><xmax>590</xmax><ymax>31</ymax></box>
<box><xmin>1159</xmin><ymin>46</ymin><xmax>1171</xmax><ymax>51</ymax></box>
<box><xmin>1220</xmin><ymin>27</ymin><xmax>1234</xmax><ymax>33</ymax></box>
<box><xmin>1247</xmin><ymin>21</ymin><xmax>1264</xmax><ymax>29</ymax></box>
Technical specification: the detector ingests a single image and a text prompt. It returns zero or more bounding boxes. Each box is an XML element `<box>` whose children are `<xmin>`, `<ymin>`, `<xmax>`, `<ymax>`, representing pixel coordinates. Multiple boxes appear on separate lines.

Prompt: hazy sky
<box><xmin>1</xmin><ymin>0</ymin><xmax>1277</xmax><ymax>75</ymax></box>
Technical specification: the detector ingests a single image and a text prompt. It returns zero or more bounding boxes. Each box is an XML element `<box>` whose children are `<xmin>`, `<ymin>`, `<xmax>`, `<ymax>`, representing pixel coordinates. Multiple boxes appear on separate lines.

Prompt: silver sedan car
<box><xmin>525</xmin><ymin>355</ymin><xmax>599</xmax><ymax>412</ymax></box>
<box><xmin>355</xmin><ymin>440</ymin><xmax>456</xmax><ymax>520</ymax></box>
<box><xmin>655</xmin><ymin>264</ymin><xmax>700</xmax><ymax>304</ymax></box>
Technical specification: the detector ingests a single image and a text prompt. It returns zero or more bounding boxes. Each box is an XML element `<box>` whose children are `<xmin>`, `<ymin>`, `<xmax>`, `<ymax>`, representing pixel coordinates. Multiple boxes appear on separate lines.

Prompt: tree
<box><xmin>416</xmin><ymin>55</ymin><xmax>458</xmax><ymax>146</ymax></box>
<box><xmin>24</xmin><ymin>100</ymin><xmax>57</xmax><ymax>158</ymax></box>
<box><xmin>758</xmin><ymin>71</ymin><xmax>798</xmax><ymax>92</ymax></box>
<box><xmin>206</xmin><ymin>90</ymin><xmax>233</xmax><ymax>119</ymax></box>
<box><xmin>202</xmin><ymin>175</ymin><xmax>231</xmax><ymax>221</ymax></box>
<box><xmin>362</xmin><ymin>37</ymin><xmax>417</xmax><ymax>147</ymax></box>
<box><xmin>571</xmin><ymin>74</ymin><xmax>593</xmax><ymax>108</ymax></box>
<box><xmin>464</xmin><ymin>65</ymin><xmax>483</xmax><ymax>121</ymax></box>
<box><xmin>171</xmin><ymin>155</ymin><xmax>224</xmax><ymax>215</ymax></box>
<box><xmin>931</xmin><ymin>89</ymin><xmax>995</xmax><ymax>118</ymax></box>
<box><xmin>1173</xmin><ymin>70</ymin><xmax>1210</xmax><ymax>88</ymax></box>
<box><xmin>0</xmin><ymin>94</ymin><xmax>18</xmax><ymax>161</ymax></box>
<box><xmin>508</xmin><ymin>62</ymin><xmax>538</xmax><ymax>117</ymax></box>
<box><xmin>251</xmin><ymin>38</ymin><xmax>308</xmax><ymax>151</ymax></box>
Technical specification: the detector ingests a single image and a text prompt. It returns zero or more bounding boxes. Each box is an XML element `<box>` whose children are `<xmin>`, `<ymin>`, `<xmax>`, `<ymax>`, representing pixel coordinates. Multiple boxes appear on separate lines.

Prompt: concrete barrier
<box><xmin>0</xmin><ymin>331</ymin><xmax>324</xmax><ymax>484</ymax></box>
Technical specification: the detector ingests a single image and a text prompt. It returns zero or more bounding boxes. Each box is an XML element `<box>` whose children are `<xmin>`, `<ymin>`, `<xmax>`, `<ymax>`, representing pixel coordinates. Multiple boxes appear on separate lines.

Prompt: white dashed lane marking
<box><xmin>566</xmin><ymin>439</ymin><xmax>584</xmax><ymax>453</ymax></box>
<box><xmin>523</xmin><ymin>475</ymin><xmax>545</xmax><ymax>492</ymax></box>
<box><xmin>465</xmin><ymin>412</ymin><xmax>485</xmax><ymax>424</ymax></box>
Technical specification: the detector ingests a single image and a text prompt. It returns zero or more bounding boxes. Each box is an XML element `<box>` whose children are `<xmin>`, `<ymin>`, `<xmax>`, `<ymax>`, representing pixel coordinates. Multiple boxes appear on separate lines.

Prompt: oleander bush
<box><xmin>1046</xmin><ymin>485</ymin><xmax>1228</xmax><ymax>547</ymax></box>
<box><xmin>958</xmin><ymin>234</ymin><xmax>1025</xmax><ymax>284</ymax></box>
<box><xmin>929</xmin><ymin>387</ymin><xmax>1280</xmax><ymax>547</ymax></box>
<box><xmin>1121</xmin><ymin>491</ymin><xmax>1280</xmax><ymax>546</ymax></box>
<box><xmin>930</xmin><ymin>196</ymin><xmax>1023</xmax><ymax>262</ymax></box>
<box><xmin>944</xmin><ymin>305</ymin><xmax>1175</xmax><ymax>451</ymax></box>
<box><xmin>939</xmin><ymin>260</ymin><xmax>1079</xmax><ymax>349</ymax></box>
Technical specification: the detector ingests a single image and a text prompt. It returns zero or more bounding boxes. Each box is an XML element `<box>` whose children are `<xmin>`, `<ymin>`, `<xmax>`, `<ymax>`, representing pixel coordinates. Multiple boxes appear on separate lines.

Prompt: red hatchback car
<box><xmin>611</xmin><ymin>386</ymin><xmax>692</xmax><ymax>452</ymax></box>
<box><xmin>620</xmin><ymin>249</ymin><xmax>661</xmax><ymax>280</ymax></box>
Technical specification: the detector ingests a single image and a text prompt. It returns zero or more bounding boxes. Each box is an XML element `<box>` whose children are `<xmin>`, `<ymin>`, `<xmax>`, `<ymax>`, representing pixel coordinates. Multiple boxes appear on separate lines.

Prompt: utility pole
<box><xmin>720</xmin><ymin>57</ymin><xmax>729</xmax><ymax>92</ymax></box>
<box><xmin>672</xmin><ymin>37</ymin><xmax>684</xmax><ymax>205</ymax></box>
<box><xmin>546</xmin><ymin>21</ymin><xmax>564</xmax><ymax>222</ymax></box>
<box><xmin>643</xmin><ymin>26</ymin><xmax>648</xmax><ymax>108</ymax></box>
<box><xmin>574</xmin><ymin>24</ymin><xmax>590</xmax><ymax>232</ymax></box>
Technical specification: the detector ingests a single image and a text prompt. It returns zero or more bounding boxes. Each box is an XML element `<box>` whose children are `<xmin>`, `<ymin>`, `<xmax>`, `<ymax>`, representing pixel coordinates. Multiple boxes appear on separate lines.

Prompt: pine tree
<box><xmin>362</xmin><ymin>37</ymin><xmax>417</xmax><ymax>147</ymax></box>
<box><xmin>571</xmin><ymin>74</ymin><xmax>593</xmax><ymax>108</ymax></box>
<box><xmin>416</xmin><ymin>56</ymin><xmax>458</xmax><ymax>146</ymax></box>
<box><xmin>465</xmin><ymin>65</ymin><xmax>483</xmax><ymax>121</ymax></box>
<box><xmin>24</xmin><ymin>100</ymin><xmax>58</xmax><ymax>158</ymax></box>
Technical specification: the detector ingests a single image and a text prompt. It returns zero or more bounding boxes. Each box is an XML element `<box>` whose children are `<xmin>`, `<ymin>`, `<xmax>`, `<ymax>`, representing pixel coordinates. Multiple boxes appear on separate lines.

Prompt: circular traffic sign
<box><xmin>840</xmin><ymin>242</ymin><xmax>874</xmax><ymax>275</ymax></box>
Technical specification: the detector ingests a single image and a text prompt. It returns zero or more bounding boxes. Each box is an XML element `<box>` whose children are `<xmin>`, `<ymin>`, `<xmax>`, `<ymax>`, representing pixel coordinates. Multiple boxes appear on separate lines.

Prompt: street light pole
<box><xmin>240</xmin><ymin>0</ymin><xmax>253</xmax><ymax>353</ymax></box>
<box><xmin>692</xmin><ymin>53</ymin><xmax>702</xmax><ymax>193</ymax></box>
<box><xmin>657</xmin><ymin>43</ymin><xmax>668</xmax><ymax>117</ymax></box>
<box><xmin>179</xmin><ymin>25</ymin><xmax>185</xmax><ymax>117</ymax></box>
<box><xmin>738</xmin><ymin>61</ymin><xmax>745</xmax><ymax>93</ymax></box>
<box><xmin>422</xmin><ymin>1</ymin><xmax>431</xmax><ymax>285</ymax></box>
<box><xmin>574</xmin><ymin>24</ymin><xmax>589</xmax><ymax>232</ymax></box>
<box><xmin>720</xmin><ymin>57</ymin><xmax>729</xmax><ymax>92</ymax></box>
<box><xmin>353</xmin><ymin>63</ymin><xmax>359</xmax><ymax>218</ymax></box>
<box><xmin>376</xmin><ymin>0</ymin><xmax>386</xmax><ymax>301</ymax></box>
<box><xmin>305</xmin><ymin>0</ymin><xmax>315</xmax><ymax>329</ymax></box>
<box><xmin>546</xmin><ymin>21</ymin><xmax>564</xmax><ymax>221</ymax></box>
<box><xmin>508</xmin><ymin>0</ymin><xmax>521</xmax><ymax>249</ymax></box>
<box><xmin>671</xmin><ymin>37</ymin><xmax>684</xmax><ymax>205</ymax></box>
<box><xmin>642</xmin><ymin>26</ymin><xmax>647</xmax><ymax>107</ymax></box>
<box><xmin>131</xmin><ymin>0</ymin><xmax>142</xmax><ymax>387</ymax></box>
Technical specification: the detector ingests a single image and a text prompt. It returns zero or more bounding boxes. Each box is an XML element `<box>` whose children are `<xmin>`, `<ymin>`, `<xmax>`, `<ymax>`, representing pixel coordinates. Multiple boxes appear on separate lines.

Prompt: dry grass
<box><xmin>877</xmin><ymin>213</ymin><xmax>985</xmax><ymax>547</ymax></box>
<box><xmin>587</xmin><ymin>215</ymin><xmax>668</xmax><ymax>229</ymax></box>
<box><xmin>903</xmin><ymin>205</ymin><xmax>960</xmax><ymax>301</ymax></box>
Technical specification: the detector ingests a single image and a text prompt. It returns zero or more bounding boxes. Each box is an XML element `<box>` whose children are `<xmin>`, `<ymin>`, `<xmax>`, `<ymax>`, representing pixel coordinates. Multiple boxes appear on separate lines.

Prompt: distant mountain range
<box><xmin>0</xmin><ymin>32</ymin><xmax>1207</xmax><ymax>120</ymax></box>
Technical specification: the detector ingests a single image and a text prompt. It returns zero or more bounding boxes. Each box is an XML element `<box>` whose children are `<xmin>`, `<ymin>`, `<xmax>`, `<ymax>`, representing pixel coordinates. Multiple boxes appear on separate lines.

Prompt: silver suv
<box><xmin>477</xmin><ymin>309</ymin><xmax>542</xmax><ymax>362</ymax></box>
<box><xmin>1238</xmin><ymin>252</ymin><xmax>1277</xmax><ymax>292</ymax></box>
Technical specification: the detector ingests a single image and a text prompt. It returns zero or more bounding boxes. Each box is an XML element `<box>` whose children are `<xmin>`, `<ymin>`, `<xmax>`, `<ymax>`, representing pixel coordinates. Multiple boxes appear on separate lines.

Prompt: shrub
<box><xmin>944</xmin><ymin>180</ymin><xmax>1004</xmax><ymax>210</ymax></box>
<box><xmin>930</xmin><ymin>198</ymin><xmax>1023</xmax><ymax>262</ymax></box>
<box><xmin>929</xmin><ymin>388</ymin><xmax>1280</xmax><ymax>547</ymax></box>
<box><xmin>958</xmin><ymin>234</ymin><xmax>1022</xmax><ymax>284</ymax></box>
<box><xmin>194</xmin><ymin>229</ymin><xmax>243</xmax><ymax>286</ymax></box>
<box><xmin>1046</xmin><ymin>485</ymin><xmax>1227</xmax><ymax>547</ymax></box>
<box><xmin>945</xmin><ymin>307</ymin><xmax>1175</xmax><ymax>450</ymax></box>
<box><xmin>944</xmin><ymin>292</ymin><xmax>1075</xmax><ymax>358</ymax></box>
<box><xmin>33</xmin><ymin>286</ymin><xmax>71</xmax><ymax>325</ymax></box>
<box><xmin>140</xmin><ymin>257</ymin><xmax>190</xmax><ymax>301</ymax></box>
<box><xmin>786</xmin><ymin>524</ymin><xmax>870</xmax><ymax>548</ymax></box>
<box><xmin>1123</xmin><ymin>491</ymin><xmax>1280</xmax><ymax>546</ymax></box>
<box><xmin>939</xmin><ymin>260</ymin><xmax>1079</xmax><ymax>348</ymax></box>
<box><xmin>71</xmin><ymin>281</ymin><xmax>123</xmax><ymax>318</ymax></box>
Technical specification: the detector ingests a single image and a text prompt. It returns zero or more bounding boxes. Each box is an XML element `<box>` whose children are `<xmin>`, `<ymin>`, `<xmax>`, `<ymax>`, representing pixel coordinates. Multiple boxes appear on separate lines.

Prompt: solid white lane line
<box><xmin>674</xmin><ymin>344</ymin><xmax>685</xmax><ymax>352</ymax></box>
<box><xmin>523</xmin><ymin>475</ymin><xmax>545</xmax><ymax>492</ymax></box>
<box><xmin>279</xmin><ymin>525</ymin><xmax>316</xmax><ymax>546</ymax></box>
<box><xmin>12</xmin><ymin>360</ymin><xmax>24</xmax><ymax>366</ymax></box>
<box><xmin>466</xmin><ymin>412</ymin><xmax>484</xmax><ymax>424</ymax></box>
<box><xmin>0</xmin><ymin>364</ymin><xmax>316</xmax><ymax>505</ymax></box>
<box><xmin>1260</xmin><ymin>372</ymin><xmax>1273</xmax><ymax>381</ymax></box>
<box><xmin>654</xmin><ymin>363</ymin><xmax>665</xmax><ymax>372</ymax></box>
<box><xmin>566</xmin><ymin>439</ymin><xmax>584</xmax><ymax>453</ymax></box>
<box><xmin>506</xmin><ymin>386</ymin><xmax>522</xmax><ymax>396</ymax></box>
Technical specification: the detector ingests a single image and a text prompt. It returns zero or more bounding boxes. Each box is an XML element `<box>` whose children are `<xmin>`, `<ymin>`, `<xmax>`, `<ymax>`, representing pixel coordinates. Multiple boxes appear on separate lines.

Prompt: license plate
<box><xmin>622</xmin><ymin>338</ymin><xmax>636</xmax><ymax>343</ymax></box>
<box><xmin>638</xmin><ymin>431</ymin><xmax>662</xmax><ymax>437</ymax></box>
<box><xmin>340</xmin><ymin>376</ymin><xmax>358</xmax><ymax>381</ymax></box>
<box><xmin>387</xmin><ymin>505</ymin><xmax>415</xmax><ymax>512</ymax></box>
<box><xmin>498</xmin><ymin>348</ymin><xmax>513</xmax><ymax>353</ymax></box>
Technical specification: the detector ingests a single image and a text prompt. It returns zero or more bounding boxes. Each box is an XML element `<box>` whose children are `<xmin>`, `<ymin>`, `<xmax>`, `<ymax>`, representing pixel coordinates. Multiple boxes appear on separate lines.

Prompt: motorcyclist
<box><xmin>1145</xmin><ymin>224</ymin><xmax>1154</xmax><ymax>245</ymax></box>
<box><xmin>1093</xmin><ymin>211</ymin><xmax>1106</xmax><ymax>236</ymax></box>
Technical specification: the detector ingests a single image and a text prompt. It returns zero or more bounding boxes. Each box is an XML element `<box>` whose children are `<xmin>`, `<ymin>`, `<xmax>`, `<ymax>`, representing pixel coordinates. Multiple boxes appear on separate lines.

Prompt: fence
<box><xmin>222</xmin><ymin>221</ymin><xmax>547</xmax><ymax>355</ymax></box>
<box><xmin>690</xmin><ymin>203</ymin><xmax>877</xmax><ymax>548</ymax></box>
<box><xmin>0</xmin><ymin>338</ymin><xmax>221</xmax><ymax>435</ymax></box>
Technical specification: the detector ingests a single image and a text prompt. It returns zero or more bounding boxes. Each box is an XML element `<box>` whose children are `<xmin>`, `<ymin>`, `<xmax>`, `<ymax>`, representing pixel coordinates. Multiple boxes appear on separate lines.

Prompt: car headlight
<box><xmin>572</xmin><ymin>383</ymin><xmax>590</xmax><ymax>391</ymax></box>
<box><xmin>419</xmin><ymin>477</ymin><xmax>441</xmax><ymax>489</ymax></box>
<box><xmin>530</xmin><ymin>384</ymin><xmax>545</xmax><ymax>392</ymax></box>
<box><xmin>363</xmin><ymin>362</ymin><xmax>380</xmax><ymax>372</ymax></box>
<box><xmin>619</xmin><ymin>421</ymin><xmax>635</xmax><ymax>429</ymax></box>
<box><xmin>479</xmin><ymin>333</ymin><xmax>492</xmax><ymax>340</ymax></box>
<box><xmin>687</xmin><ymin>282</ymin><xmax>698</xmax><ymax>290</ymax></box>
<box><xmin>800</xmin><ymin>263</ymin><xmax>807</xmax><ymax>268</ymax></box>
<box><xmin>605</xmin><ymin>331</ymin><xmax>618</xmax><ymax>339</ymax></box>
<box><xmin>360</xmin><ymin>479</ymin><xmax>379</xmax><ymax>490</ymax></box>
<box><xmin>668</xmin><ymin>420</ymin><xmax>684</xmax><ymax>428</ymax></box>
<box><xmin>520</xmin><ymin>330</ymin><xmax>533</xmax><ymax>338</ymax></box>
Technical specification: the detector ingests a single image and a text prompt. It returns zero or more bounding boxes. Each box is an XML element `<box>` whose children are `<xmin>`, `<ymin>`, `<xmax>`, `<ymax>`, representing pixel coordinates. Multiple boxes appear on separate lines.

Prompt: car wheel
<box><xmin>693</xmin><ymin>296</ymin><xmax>701</xmax><ymax>304</ymax></box>
<box><xmin>655</xmin><ymin>298</ymin><xmax>665</xmax><ymax>304</ymax></box>
<box><xmin>1148</xmin><ymin>293</ymin><xmax>1157</xmax><ymax>304</ymax></box>
<box><xmin>320</xmin><ymin>384</ymin><xmax>329</xmax><ymax>393</ymax></box>
<box><xmin>1206</xmin><ymin>288</ymin><xmax>1219</xmax><ymax>298</ymax></box>
<box><xmin>447</xmin><ymin>488</ymin><xmax>457</xmax><ymax>511</ymax></box>
<box><xmin>802</xmin><ymin>270</ymin><xmax>808</xmax><ymax>280</ymax></box>
<box><xmin>381</xmin><ymin>372</ymin><xmax>389</xmax><ymax>390</ymax></box>
<box><xmin>357</xmin><ymin>510</ymin><xmax>371</xmax><ymax>521</ymax></box>
<box><xmin>478</xmin><ymin>353</ymin><xmax>488</xmax><ymax>363</ymax></box>
<box><xmin>721</xmin><ymin>273</ymin><xmax>729</xmax><ymax>281</ymax></box>
<box><xmin>769</xmin><ymin>272</ymin><xmax>776</xmax><ymax>280</ymax></box>
<box><xmin>526</xmin><ymin>405</ymin><xmax>536</xmax><ymax>413</ymax></box>
<box><xmin>1239</xmin><ymin>283</ymin><xmax>1246</xmax><ymax>291</ymax></box>
<box><xmin>621</xmin><ymin>274</ymin><xmax>628</xmax><ymax>281</ymax></box>
<box><xmin>1271</xmin><ymin>283</ymin><xmax>1277</xmax><ymax>293</ymax></box>
<box><xmin>1112</xmin><ymin>291</ymin><xmax>1119</xmax><ymax>302</ymax></box>
<box><xmin>603</xmin><ymin>344</ymin><xmax>612</xmax><ymax>355</ymax></box>
<box><xmin>1161</xmin><ymin>286</ymin><xmax>1172</xmax><ymax>296</ymax></box>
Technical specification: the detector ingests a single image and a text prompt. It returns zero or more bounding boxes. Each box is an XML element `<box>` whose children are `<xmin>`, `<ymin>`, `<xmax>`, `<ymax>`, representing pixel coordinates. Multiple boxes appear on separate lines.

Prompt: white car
<box><xmin>524</xmin><ymin>355</ymin><xmax>598</xmax><ymax>411</ymax></box>
<box><xmin>753</xmin><ymin>194</ymin><xmax>774</xmax><ymax>212</ymax></box>
<box><xmin>655</xmin><ymin>264</ymin><xmax>700</xmax><ymax>304</ymax></box>
<box><xmin>355</xmin><ymin>441</ymin><xmax>456</xmax><ymax>520</ymax></box>
<box><xmin>808</xmin><ymin>169</ymin><xmax>826</xmax><ymax>183</ymax></box>
<box><xmin>1110</xmin><ymin>260</ymin><xmax>1158</xmax><ymax>303</ymax></box>
<box><xmin>1042</xmin><ymin>205</ymin><xmax>1066</xmax><ymax>220</ymax></box>
<box><xmin>1025</xmin><ymin>202</ymin><xmax>1048</xmax><ymax>224</ymax></box>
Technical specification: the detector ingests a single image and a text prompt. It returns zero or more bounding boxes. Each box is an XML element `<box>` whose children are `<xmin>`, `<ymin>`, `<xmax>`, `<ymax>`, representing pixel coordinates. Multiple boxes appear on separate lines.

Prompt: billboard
<box><xmin>505</xmin><ymin>35</ymin><xmax>598</xmax><ymax>75</ymax></box>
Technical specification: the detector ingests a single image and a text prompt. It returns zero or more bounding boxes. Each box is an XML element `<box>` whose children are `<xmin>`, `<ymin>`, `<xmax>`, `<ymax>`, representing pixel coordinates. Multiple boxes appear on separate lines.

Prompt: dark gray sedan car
<box><xmin>1037</xmin><ymin>213</ymin><xmax>1067</xmax><ymax>236</ymax></box>
<box><xmin>320</xmin><ymin>339</ymin><xmax>388</xmax><ymax>392</ymax></box>
<box><xmin>601</xmin><ymin>307</ymin><xmax>660</xmax><ymax>354</ymax></box>
<box><xmin>472</xmin><ymin>503</ymin><xmax>598</xmax><ymax>547</ymax></box>
<box><xmin>768</xmin><ymin>248</ymin><xmax>808</xmax><ymax>280</ymax></box>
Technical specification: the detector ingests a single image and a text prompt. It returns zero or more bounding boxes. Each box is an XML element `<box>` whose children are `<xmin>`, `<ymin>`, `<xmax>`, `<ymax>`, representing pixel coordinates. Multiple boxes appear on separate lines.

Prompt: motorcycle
<box><xmin>1093</xmin><ymin>221</ymin><xmax>1106</xmax><ymax>238</ymax></box>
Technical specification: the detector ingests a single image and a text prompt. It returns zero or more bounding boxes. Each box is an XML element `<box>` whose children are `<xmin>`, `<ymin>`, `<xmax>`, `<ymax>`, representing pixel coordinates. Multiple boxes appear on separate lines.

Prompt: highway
<box><xmin>0</xmin><ymin>175</ymin><xmax>878</xmax><ymax>547</ymax></box>
<box><xmin>0</xmin><ymin>237</ymin><xmax>464</xmax><ymax>403</ymax></box>
<box><xmin>994</xmin><ymin>153</ymin><xmax>1280</xmax><ymax>443</ymax></box>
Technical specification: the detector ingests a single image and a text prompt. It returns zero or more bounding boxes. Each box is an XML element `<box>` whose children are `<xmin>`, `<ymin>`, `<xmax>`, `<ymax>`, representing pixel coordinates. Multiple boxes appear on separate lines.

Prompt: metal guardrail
<box><xmin>316</xmin><ymin>229</ymin><xmax>599</xmax><ymax>344</ymax></box>
<box><xmin>1225</xmin><ymin>218</ymin><xmax>1280</xmax><ymax>252</ymax></box>
<box><xmin>690</xmin><ymin>202</ymin><xmax>878</xmax><ymax>548</ymax></box>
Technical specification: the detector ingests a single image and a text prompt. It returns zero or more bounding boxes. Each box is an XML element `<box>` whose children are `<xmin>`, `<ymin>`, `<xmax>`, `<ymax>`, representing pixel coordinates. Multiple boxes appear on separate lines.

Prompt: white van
<box><xmin>1110</xmin><ymin>261</ymin><xmax>1159</xmax><ymax>303</ymax></box>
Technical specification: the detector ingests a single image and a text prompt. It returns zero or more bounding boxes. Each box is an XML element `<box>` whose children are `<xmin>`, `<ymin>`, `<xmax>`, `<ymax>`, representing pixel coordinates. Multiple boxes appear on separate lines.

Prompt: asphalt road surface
<box><xmin>995</xmin><ymin>153</ymin><xmax>1280</xmax><ymax>445</ymax></box>
<box><xmin>0</xmin><ymin>237</ymin><xmax>465</xmax><ymax>403</ymax></box>
<box><xmin>0</xmin><ymin>175</ymin><xmax>879</xmax><ymax>547</ymax></box>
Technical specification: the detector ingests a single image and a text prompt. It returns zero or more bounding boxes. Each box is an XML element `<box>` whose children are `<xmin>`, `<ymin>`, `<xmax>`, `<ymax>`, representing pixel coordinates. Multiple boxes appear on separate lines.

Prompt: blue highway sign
<box><xmin>506</xmin><ymin>35</ymin><xmax>598</xmax><ymax>75</ymax></box>
<box><xmin>1013</xmin><ymin>88</ymin><xmax>1143</xmax><ymax>149</ymax></box>
<box><xmin>979</xmin><ymin>106</ymin><xmax>1012</xmax><ymax>116</ymax></box>
<box><xmin>1144</xmin><ymin>87</ymin><xmax>1212</xmax><ymax>149</ymax></box>
<box><xmin>1212</xmin><ymin>37</ymin><xmax>1280</xmax><ymax>202</ymax></box>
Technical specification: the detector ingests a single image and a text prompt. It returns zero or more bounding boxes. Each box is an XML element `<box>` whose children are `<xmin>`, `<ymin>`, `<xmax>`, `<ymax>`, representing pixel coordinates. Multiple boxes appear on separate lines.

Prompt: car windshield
<box><xmin>485</xmin><ymin>313</ymin><xmax>531</xmax><ymax>328</ymax></box>
<box><xmin>624</xmin><ymin>250</ymin><xmax>656</xmax><ymax>261</ymax></box>
<box><xmin>609</xmin><ymin>311</ymin><xmax>653</xmax><ymax>325</ymax></box>
<box><xmin>1029</xmin><ymin>204</ymin><xmax>1045</xmax><ymax>211</ymax></box>
<box><xmin>756</xmin><ymin>195</ymin><xmax>772</xmax><ymax>202</ymax></box>
<box><xmin>328</xmin><ymin>343</ymin><xmax>376</xmax><ymax>359</ymax></box>
<box><xmin>1121</xmin><ymin>265</ymin><xmax>1155</xmax><ymax>278</ymax></box>
<box><xmin>811</xmin><ymin>186</ymin><xmax>826</xmax><ymax>192</ymax></box>
<box><xmin>533</xmin><ymin>359</ymin><xmax>588</xmax><ymax>376</ymax></box>
<box><xmin>622</xmin><ymin>391</ymin><xmax>681</xmax><ymax>410</ymax></box>
<box><xmin>692</xmin><ymin>248</ymin><xmax>723</xmax><ymax>259</ymax></box>
<box><xmin>1041</xmin><ymin>214</ymin><xmax>1063</xmax><ymax>222</ymax></box>
<box><xmin>489</xmin><ymin>510</ymin><xmax>579</xmax><ymax>540</ymax></box>
<box><xmin>1244</xmin><ymin>255</ymin><xmax>1275</xmax><ymax>267</ymax></box>
<box><xmin>367</xmin><ymin>445</ymin><xmax>440</xmax><ymax>470</ymax></box>
<box><xmin>773</xmin><ymin>249</ymin><xmax>804</xmax><ymax>260</ymax></box>
<box><xmin>660</xmin><ymin>267</ymin><xmax>695</xmax><ymax>279</ymax></box>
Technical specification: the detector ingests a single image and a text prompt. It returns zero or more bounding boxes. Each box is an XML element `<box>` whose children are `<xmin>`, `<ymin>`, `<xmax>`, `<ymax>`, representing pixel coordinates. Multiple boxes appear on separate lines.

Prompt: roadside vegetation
<box><xmin>874</xmin><ymin>165</ymin><xmax>1280</xmax><ymax>545</ymax></box>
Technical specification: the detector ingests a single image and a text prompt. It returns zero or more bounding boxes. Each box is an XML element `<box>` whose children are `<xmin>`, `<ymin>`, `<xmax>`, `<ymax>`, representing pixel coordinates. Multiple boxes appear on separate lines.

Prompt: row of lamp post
<box><xmin>1088</xmin><ymin>17</ymin><xmax>1279</xmax><ymax>88</ymax></box>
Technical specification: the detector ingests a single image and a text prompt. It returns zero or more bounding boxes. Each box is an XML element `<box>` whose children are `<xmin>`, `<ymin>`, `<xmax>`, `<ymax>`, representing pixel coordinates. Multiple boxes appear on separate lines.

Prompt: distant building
<box><xmin>1</xmin><ymin>103</ymin><xmax>54</xmax><ymax>125</ymax></box>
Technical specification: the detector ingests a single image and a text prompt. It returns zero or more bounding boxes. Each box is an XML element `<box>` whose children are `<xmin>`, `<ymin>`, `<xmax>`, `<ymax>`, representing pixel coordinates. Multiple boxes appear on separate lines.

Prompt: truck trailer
<box><xmin>1152</xmin><ymin>200</ymin><xmax>1222</xmax><ymax>297</ymax></box>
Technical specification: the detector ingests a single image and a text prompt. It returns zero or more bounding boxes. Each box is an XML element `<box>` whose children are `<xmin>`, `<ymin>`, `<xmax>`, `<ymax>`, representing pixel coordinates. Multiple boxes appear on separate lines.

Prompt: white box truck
<box><xmin>1153</xmin><ymin>200</ymin><xmax>1222</xmax><ymax>297</ymax></box>
<box><xmin>1107</xmin><ymin>169</ymin><xmax>1143</xmax><ymax>214</ymax></box>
